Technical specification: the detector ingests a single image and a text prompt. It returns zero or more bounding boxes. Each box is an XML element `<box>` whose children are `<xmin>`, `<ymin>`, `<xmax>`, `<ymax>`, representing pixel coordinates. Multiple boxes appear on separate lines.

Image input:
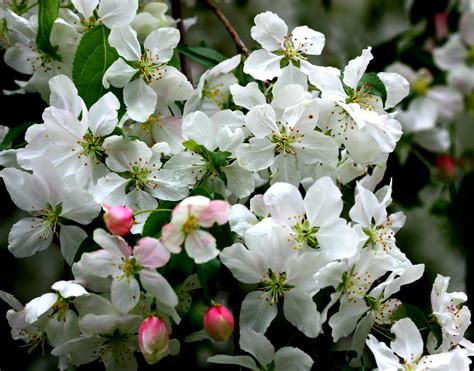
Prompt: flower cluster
<box><xmin>0</xmin><ymin>2</ymin><xmax>472</xmax><ymax>370</ymax></box>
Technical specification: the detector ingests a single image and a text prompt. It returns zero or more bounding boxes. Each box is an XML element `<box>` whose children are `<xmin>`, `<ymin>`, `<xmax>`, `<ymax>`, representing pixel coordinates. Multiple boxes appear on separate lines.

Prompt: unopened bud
<box><xmin>435</xmin><ymin>154</ymin><xmax>456</xmax><ymax>180</ymax></box>
<box><xmin>103</xmin><ymin>205</ymin><xmax>134</xmax><ymax>236</ymax></box>
<box><xmin>138</xmin><ymin>316</ymin><xmax>169</xmax><ymax>364</ymax></box>
<box><xmin>204</xmin><ymin>305</ymin><xmax>234</xmax><ymax>342</ymax></box>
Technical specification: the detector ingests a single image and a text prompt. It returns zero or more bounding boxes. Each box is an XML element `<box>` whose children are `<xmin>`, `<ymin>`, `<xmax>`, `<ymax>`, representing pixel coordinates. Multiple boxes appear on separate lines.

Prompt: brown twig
<box><xmin>171</xmin><ymin>0</ymin><xmax>193</xmax><ymax>84</ymax></box>
<box><xmin>202</xmin><ymin>0</ymin><xmax>249</xmax><ymax>57</ymax></box>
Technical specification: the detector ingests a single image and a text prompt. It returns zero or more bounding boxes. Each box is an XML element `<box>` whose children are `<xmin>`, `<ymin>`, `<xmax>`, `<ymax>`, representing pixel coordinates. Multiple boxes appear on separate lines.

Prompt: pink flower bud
<box><xmin>204</xmin><ymin>305</ymin><xmax>234</xmax><ymax>342</ymax></box>
<box><xmin>103</xmin><ymin>205</ymin><xmax>134</xmax><ymax>236</ymax></box>
<box><xmin>138</xmin><ymin>316</ymin><xmax>169</xmax><ymax>364</ymax></box>
<box><xmin>434</xmin><ymin>12</ymin><xmax>449</xmax><ymax>39</ymax></box>
<box><xmin>435</xmin><ymin>154</ymin><xmax>456</xmax><ymax>180</ymax></box>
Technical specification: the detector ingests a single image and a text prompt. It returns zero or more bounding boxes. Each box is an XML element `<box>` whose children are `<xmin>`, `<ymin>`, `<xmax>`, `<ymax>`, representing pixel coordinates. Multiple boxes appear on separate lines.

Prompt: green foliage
<box><xmin>196</xmin><ymin>258</ymin><xmax>221</xmax><ymax>305</ymax></box>
<box><xmin>0</xmin><ymin>121</ymin><xmax>36</xmax><ymax>150</ymax></box>
<box><xmin>176</xmin><ymin>45</ymin><xmax>225</xmax><ymax>68</ymax></box>
<box><xmin>183</xmin><ymin>139</ymin><xmax>231</xmax><ymax>172</ymax></box>
<box><xmin>37</xmin><ymin>0</ymin><xmax>61</xmax><ymax>60</ymax></box>
<box><xmin>72</xmin><ymin>25</ymin><xmax>120</xmax><ymax>108</ymax></box>
<box><xmin>142</xmin><ymin>201</ymin><xmax>176</xmax><ymax>238</ymax></box>
<box><xmin>359</xmin><ymin>72</ymin><xmax>387</xmax><ymax>106</ymax></box>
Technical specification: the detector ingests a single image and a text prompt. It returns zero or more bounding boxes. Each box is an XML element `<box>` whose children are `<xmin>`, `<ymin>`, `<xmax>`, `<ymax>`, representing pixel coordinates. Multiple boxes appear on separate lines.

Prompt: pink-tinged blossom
<box><xmin>139</xmin><ymin>315</ymin><xmax>170</xmax><ymax>364</ymax></box>
<box><xmin>77</xmin><ymin>229</ymin><xmax>176</xmax><ymax>313</ymax></box>
<box><xmin>204</xmin><ymin>305</ymin><xmax>234</xmax><ymax>342</ymax></box>
<box><xmin>161</xmin><ymin>196</ymin><xmax>230</xmax><ymax>264</ymax></box>
<box><xmin>103</xmin><ymin>204</ymin><xmax>134</xmax><ymax>236</ymax></box>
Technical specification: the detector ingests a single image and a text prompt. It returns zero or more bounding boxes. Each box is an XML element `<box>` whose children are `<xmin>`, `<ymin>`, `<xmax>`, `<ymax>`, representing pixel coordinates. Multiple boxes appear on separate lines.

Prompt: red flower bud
<box><xmin>204</xmin><ymin>305</ymin><xmax>234</xmax><ymax>342</ymax></box>
<box><xmin>103</xmin><ymin>205</ymin><xmax>134</xmax><ymax>236</ymax></box>
<box><xmin>138</xmin><ymin>316</ymin><xmax>169</xmax><ymax>364</ymax></box>
<box><xmin>435</xmin><ymin>154</ymin><xmax>456</xmax><ymax>180</ymax></box>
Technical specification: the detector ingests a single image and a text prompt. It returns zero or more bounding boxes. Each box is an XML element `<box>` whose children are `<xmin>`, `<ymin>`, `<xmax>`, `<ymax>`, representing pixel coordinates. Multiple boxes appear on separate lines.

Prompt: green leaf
<box><xmin>161</xmin><ymin>251</ymin><xmax>195</xmax><ymax>285</ymax></box>
<box><xmin>359</xmin><ymin>72</ymin><xmax>387</xmax><ymax>106</ymax></box>
<box><xmin>208</xmin><ymin>151</ymin><xmax>231</xmax><ymax>169</ymax></box>
<box><xmin>176</xmin><ymin>45</ymin><xmax>225</xmax><ymax>68</ymax></box>
<box><xmin>196</xmin><ymin>258</ymin><xmax>221</xmax><ymax>305</ymax></box>
<box><xmin>72</xmin><ymin>25</ymin><xmax>120</xmax><ymax>108</ymax></box>
<box><xmin>0</xmin><ymin>121</ymin><xmax>36</xmax><ymax>150</ymax></box>
<box><xmin>141</xmin><ymin>201</ymin><xmax>176</xmax><ymax>237</ymax></box>
<box><xmin>36</xmin><ymin>0</ymin><xmax>61</xmax><ymax>60</ymax></box>
<box><xmin>190</xmin><ymin>187</ymin><xmax>213</xmax><ymax>198</ymax></box>
<box><xmin>183</xmin><ymin>139</ymin><xmax>208</xmax><ymax>157</ymax></box>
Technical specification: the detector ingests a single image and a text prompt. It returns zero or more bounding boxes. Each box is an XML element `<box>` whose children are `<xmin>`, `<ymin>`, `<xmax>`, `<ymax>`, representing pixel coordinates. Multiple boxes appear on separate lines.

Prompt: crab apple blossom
<box><xmin>203</xmin><ymin>304</ymin><xmax>234</xmax><ymax>342</ymax></box>
<box><xmin>161</xmin><ymin>196</ymin><xmax>230</xmax><ymax>263</ymax></box>
<box><xmin>138</xmin><ymin>315</ymin><xmax>170</xmax><ymax>364</ymax></box>
<box><xmin>77</xmin><ymin>229</ymin><xmax>177</xmax><ymax>313</ymax></box>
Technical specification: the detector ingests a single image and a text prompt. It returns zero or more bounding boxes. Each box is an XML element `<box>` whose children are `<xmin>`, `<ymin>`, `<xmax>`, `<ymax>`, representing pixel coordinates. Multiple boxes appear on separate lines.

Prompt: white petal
<box><xmin>184</xmin><ymin>230</ymin><xmax>219</xmax><ymax>264</ymax></box>
<box><xmin>230</xmin><ymin>82</ymin><xmax>266</xmax><ymax>110</ymax></box>
<box><xmin>145</xmin><ymin>168</ymin><xmax>190</xmax><ymax>201</ymax></box>
<box><xmin>220</xmin><ymin>243</ymin><xmax>267</xmax><ymax>283</ymax></box>
<box><xmin>434</xmin><ymin>36</ymin><xmax>466</xmax><ymax>71</ymax></box>
<box><xmin>305</xmin><ymin>176</ymin><xmax>342</xmax><ymax>227</ymax></box>
<box><xmin>207</xmin><ymin>355</ymin><xmax>258</xmax><ymax>369</ymax></box>
<box><xmin>349</xmin><ymin>182</ymin><xmax>379</xmax><ymax>227</ymax></box>
<box><xmin>182</xmin><ymin>111</ymin><xmax>217</xmax><ymax>149</ymax></box>
<box><xmin>243</xmin><ymin>49</ymin><xmax>283</xmax><ymax>81</ymax></box>
<box><xmin>60</xmin><ymin>225</ymin><xmax>88</xmax><ymax>265</ymax></box>
<box><xmin>366</xmin><ymin>334</ymin><xmax>401</xmax><ymax>370</ymax></box>
<box><xmin>283</xmin><ymin>289</ymin><xmax>321</xmax><ymax>338</ymax></box>
<box><xmin>88</xmin><ymin>92</ymin><xmax>120</xmax><ymax>136</ymax></box>
<box><xmin>316</xmin><ymin>221</ymin><xmax>359</xmax><ymax>259</ymax></box>
<box><xmin>8</xmin><ymin>218</ymin><xmax>53</xmax><ymax>258</ymax></box>
<box><xmin>149</xmin><ymin>65</ymin><xmax>193</xmax><ymax>105</ymax></box>
<box><xmin>461</xmin><ymin>11</ymin><xmax>474</xmax><ymax>44</ymax></box>
<box><xmin>61</xmin><ymin>186</ymin><xmax>100</xmax><ymax>224</ymax></box>
<box><xmin>48</xmin><ymin>74</ymin><xmax>84</xmax><ymax>117</ymax></box>
<box><xmin>237</xmin><ymin>137</ymin><xmax>275</xmax><ymax>171</ymax></box>
<box><xmin>302</xmin><ymin>63</ymin><xmax>345</xmax><ymax>101</ymax></box>
<box><xmin>139</xmin><ymin>269</ymin><xmax>178</xmax><ymax>307</ymax></box>
<box><xmin>390</xmin><ymin>318</ymin><xmax>423</xmax><ymax>363</ymax></box>
<box><xmin>377</xmin><ymin>72</ymin><xmax>409</xmax><ymax>109</ymax></box>
<box><xmin>263</xmin><ymin>182</ymin><xmax>304</xmax><ymax>224</ymax></box>
<box><xmin>274</xmin><ymin>347</ymin><xmax>314</xmax><ymax>371</ymax></box>
<box><xmin>51</xmin><ymin>280</ymin><xmax>88</xmax><ymax>298</ymax></box>
<box><xmin>270</xmin><ymin>154</ymin><xmax>301</xmax><ymax>185</ymax></box>
<box><xmin>343</xmin><ymin>47</ymin><xmax>373</xmax><ymax>90</ymax></box>
<box><xmin>79</xmin><ymin>250</ymin><xmax>118</xmax><ymax>278</ymax></box>
<box><xmin>328</xmin><ymin>300</ymin><xmax>368</xmax><ymax>341</ymax></box>
<box><xmin>240</xmin><ymin>291</ymin><xmax>278</xmax><ymax>334</ymax></box>
<box><xmin>222</xmin><ymin>162</ymin><xmax>255</xmax><ymax>198</ymax></box>
<box><xmin>273</xmin><ymin>63</ymin><xmax>308</xmax><ymax>95</ymax></box>
<box><xmin>124</xmin><ymin>78</ymin><xmax>157</xmax><ymax>122</ymax></box>
<box><xmin>0</xmin><ymin>168</ymin><xmax>47</xmax><ymax>212</ymax></box>
<box><xmin>99</xmin><ymin>0</ymin><xmax>138</xmax><ymax>29</ymax></box>
<box><xmin>102</xmin><ymin>58</ymin><xmax>138</xmax><ymax>89</ymax></box>
<box><xmin>251</xmin><ymin>11</ymin><xmax>287</xmax><ymax>51</ymax></box>
<box><xmin>144</xmin><ymin>27</ymin><xmax>179</xmax><ymax>64</ymax></box>
<box><xmin>25</xmin><ymin>293</ymin><xmax>58</xmax><ymax>323</ymax></box>
<box><xmin>292</xmin><ymin>25</ymin><xmax>325</xmax><ymax>55</ymax></box>
<box><xmin>71</xmin><ymin>0</ymin><xmax>98</xmax><ymax>18</ymax></box>
<box><xmin>108</xmin><ymin>24</ymin><xmax>141</xmax><ymax>61</ymax></box>
<box><xmin>239</xmin><ymin>328</ymin><xmax>275</xmax><ymax>366</ymax></box>
<box><xmin>245</xmin><ymin>104</ymin><xmax>278</xmax><ymax>138</ymax></box>
<box><xmin>111</xmin><ymin>276</ymin><xmax>140</xmax><ymax>313</ymax></box>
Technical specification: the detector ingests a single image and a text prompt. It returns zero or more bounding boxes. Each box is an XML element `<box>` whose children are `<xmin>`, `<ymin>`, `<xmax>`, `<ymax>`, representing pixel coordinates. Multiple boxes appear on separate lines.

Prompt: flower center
<box><xmin>140</xmin><ymin>53</ymin><xmax>162</xmax><ymax>83</ymax></box>
<box><xmin>271</xmin><ymin>127</ymin><xmax>297</xmax><ymax>155</ymax></box>
<box><xmin>338</xmin><ymin>266</ymin><xmax>372</xmax><ymax>303</ymax></box>
<box><xmin>260</xmin><ymin>270</ymin><xmax>294</xmax><ymax>304</ymax></box>
<box><xmin>292</xmin><ymin>219</ymin><xmax>319</xmax><ymax>249</ymax></box>
<box><xmin>129</xmin><ymin>166</ymin><xmax>151</xmax><ymax>189</ymax></box>
<box><xmin>122</xmin><ymin>257</ymin><xmax>141</xmax><ymax>277</ymax></box>
<box><xmin>183</xmin><ymin>215</ymin><xmax>199</xmax><ymax>235</ymax></box>
<box><xmin>202</xmin><ymin>82</ymin><xmax>226</xmax><ymax>109</ymax></box>
<box><xmin>79</xmin><ymin>132</ymin><xmax>105</xmax><ymax>162</ymax></box>
<box><xmin>51</xmin><ymin>295</ymin><xmax>70</xmax><ymax>321</ymax></box>
<box><xmin>413</xmin><ymin>77</ymin><xmax>430</xmax><ymax>96</ymax></box>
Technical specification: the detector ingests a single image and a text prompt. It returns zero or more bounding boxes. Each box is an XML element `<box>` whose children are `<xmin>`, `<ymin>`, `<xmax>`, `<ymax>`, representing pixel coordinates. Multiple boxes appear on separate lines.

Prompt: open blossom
<box><xmin>367</xmin><ymin>318</ymin><xmax>472</xmax><ymax>370</ymax></box>
<box><xmin>243</xmin><ymin>11</ymin><xmax>325</xmax><ymax>80</ymax></box>
<box><xmin>77</xmin><ymin>229</ymin><xmax>177</xmax><ymax>313</ymax></box>
<box><xmin>103</xmin><ymin>24</ymin><xmax>193</xmax><ymax>121</ymax></box>
<box><xmin>0</xmin><ymin>159</ymin><xmax>100</xmax><ymax>264</ymax></box>
<box><xmin>71</xmin><ymin>0</ymin><xmax>138</xmax><ymax>29</ymax></box>
<box><xmin>161</xmin><ymin>196</ymin><xmax>230</xmax><ymax>263</ymax></box>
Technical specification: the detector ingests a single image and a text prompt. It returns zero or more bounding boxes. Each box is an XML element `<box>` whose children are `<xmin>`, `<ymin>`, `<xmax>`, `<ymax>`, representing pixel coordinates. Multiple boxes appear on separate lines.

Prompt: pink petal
<box><xmin>161</xmin><ymin>223</ymin><xmax>185</xmax><ymax>253</ymax></box>
<box><xmin>197</xmin><ymin>200</ymin><xmax>230</xmax><ymax>227</ymax></box>
<box><xmin>134</xmin><ymin>237</ymin><xmax>171</xmax><ymax>268</ymax></box>
<box><xmin>184</xmin><ymin>230</ymin><xmax>219</xmax><ymax>264</ymax></box>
